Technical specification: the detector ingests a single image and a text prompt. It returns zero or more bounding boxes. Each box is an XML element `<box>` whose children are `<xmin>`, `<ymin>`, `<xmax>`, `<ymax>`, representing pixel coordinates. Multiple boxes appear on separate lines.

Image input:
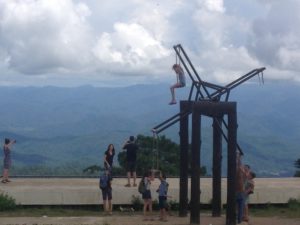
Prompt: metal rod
<box><xmin>152</xmin><ymin>112</ymin><xmax>183</xmax><ymax>131</ymax></box>
<box><xmin>153</xmin><ymin>111</ymin><xmax>190</xmax><ymax>134</ymax></box>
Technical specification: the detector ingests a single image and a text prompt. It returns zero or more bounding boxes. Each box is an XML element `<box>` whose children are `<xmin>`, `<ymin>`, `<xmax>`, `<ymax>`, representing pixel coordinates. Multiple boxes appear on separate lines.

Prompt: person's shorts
<box><xmin>3</xmin><ymin>158</ymin><xmax>11</xmax><ymax>169</ymax></box>
<box><xmin>159</xmin><ymin>196</ymin><xmax>167</xmax><ymax>209</ymax></box>
<box><xmin>178</xmin><ymin>75</ymin><xmax>186</xmax><ymax>87</ymax></box>
<box><xmin>179</xmin><ymin>80</ymin><xmax>186</xmax><ymax>87</ymax></box>
<box><xmin>126</xmin><ymin>161</ymin><xmax>136</xmax><ymax>173</ymax></box>
<box><xmin>142</xmin><ymin>190</ymin><xmax>152</xmax><ymax>200</ymax></box>
<box><xmin>101</xmin><ymin>188</ymin><xmax>112</xmax><ymax>200</ymax></box>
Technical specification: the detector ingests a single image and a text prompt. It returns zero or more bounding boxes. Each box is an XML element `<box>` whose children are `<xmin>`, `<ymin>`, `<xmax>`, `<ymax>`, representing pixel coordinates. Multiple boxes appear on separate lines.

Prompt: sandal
<box><xmin>1</xmin><ymin>180</ymin><xmax>7</xmax><ymax>184</ymax></box>
<box><xmin>124</xmin><ymin>184</ymin><xmax>131</xmax><ymax>187</ymax></box>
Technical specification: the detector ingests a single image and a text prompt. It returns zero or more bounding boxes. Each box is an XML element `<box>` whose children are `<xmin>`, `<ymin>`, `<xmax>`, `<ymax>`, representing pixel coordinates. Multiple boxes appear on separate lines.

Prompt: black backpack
<box><xmin>99</xmin><ymin>174</ymin><xmax>108</xmax><ymax>189</ymax></box>
<box><xmin>138</xmin><ymin>178</ymin><xmax>146</xmax><ymax>194</ymax></box>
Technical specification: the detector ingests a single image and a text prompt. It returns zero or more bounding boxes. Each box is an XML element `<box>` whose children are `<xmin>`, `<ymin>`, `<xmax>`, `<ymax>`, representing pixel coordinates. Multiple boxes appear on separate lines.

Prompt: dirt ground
<box><xmin>0</xmin><ymin>215</ymin><xmax>299</xmax><ymax>225</ymax></box>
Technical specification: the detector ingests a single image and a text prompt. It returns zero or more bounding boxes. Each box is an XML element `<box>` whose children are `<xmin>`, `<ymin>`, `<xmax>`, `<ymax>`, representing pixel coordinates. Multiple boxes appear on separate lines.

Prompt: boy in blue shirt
<box><xmin>99</xmin><ymin>170</ymin><xmax>113</xmax><ymax>215</ymax></box>
<box><xmin>157</xmin><ymin>173</ymin><xmax>169</xmax><ymax>221</ymax></box>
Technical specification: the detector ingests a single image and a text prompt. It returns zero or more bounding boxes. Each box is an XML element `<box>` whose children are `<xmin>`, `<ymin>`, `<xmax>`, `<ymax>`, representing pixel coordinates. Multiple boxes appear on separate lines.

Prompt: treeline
<box><xmin>11</xmin><ymin>163</ymin><xmax>87</xmax><ymax>176</ymax></box>
<box><xmin>84</xmin><ymin>135</ymin><xmax>207</xmax><ymax>177</ymax></box>
<box><xmin>294</xmin><ymin>159</ymin><xmax>300</xmax><ymax>177</ymax></box>
<box><xmin>10</xmin><ymin>135</ymin><xmax>207</xmax><ymax>177</ymax></box>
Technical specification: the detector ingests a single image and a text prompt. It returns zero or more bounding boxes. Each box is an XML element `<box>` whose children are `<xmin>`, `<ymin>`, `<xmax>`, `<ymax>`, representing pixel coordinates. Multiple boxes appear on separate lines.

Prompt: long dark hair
<box><xmin>172</xmin><ymin>64</ymin><xmax>184</xmax><ymax>74</ymax></box>
<box><xmin>4</xmin><ymin>138</ymin><xmax>10</xmax><ymax>145</ymax></box>
<box><xmin>105</xmin><ymin>144</ymin><xmax>115</xmax><ymax>155</ymax></box>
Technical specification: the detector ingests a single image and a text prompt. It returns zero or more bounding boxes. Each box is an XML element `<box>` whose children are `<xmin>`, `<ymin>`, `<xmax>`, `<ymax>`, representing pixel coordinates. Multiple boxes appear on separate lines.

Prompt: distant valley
<box><xmin>0</xmin><ymin>82</ymin><xmax>299</xmax><ymax>177</ymax></box>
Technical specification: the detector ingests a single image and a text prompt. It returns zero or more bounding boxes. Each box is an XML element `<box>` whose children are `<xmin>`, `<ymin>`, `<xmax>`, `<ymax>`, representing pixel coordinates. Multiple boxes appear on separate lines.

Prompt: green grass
<box><xmin>0</xmin><ymin>193</ymin><xmax>16</xmax><ymax>211</ymax></box>
<box><xmin>250</xmin><ymin>200</ymin><xmax>300</xmax><ymax>218</ymax></box>
<box><xmin>0</xmin><ymin>205</ymin><xmax>142</xmax><ymax>217</ymax></box>
<box><xmin>0</xmin><ymin>206</ymin><xmax>103</xmax><ymax>217</ymax></box>
<box><xmin>251</xmin><ymin>206</ymin><xmax>300</xmax><ymax>218</ymax></box>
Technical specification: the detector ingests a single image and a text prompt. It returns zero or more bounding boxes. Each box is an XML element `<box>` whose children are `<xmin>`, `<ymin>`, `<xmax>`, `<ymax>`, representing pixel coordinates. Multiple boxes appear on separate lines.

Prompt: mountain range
<box><xmin>0</xmin><ymin>81</ymin><xmax>299</xmax><ymax>177</ymax></box>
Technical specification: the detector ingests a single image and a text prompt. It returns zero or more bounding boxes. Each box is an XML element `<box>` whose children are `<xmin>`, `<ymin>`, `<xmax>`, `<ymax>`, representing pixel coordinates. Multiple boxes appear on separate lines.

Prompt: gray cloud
<box><xmin>0</xmin><ymin>0</ymin><xmax>299</xmax><ymax>86</ymax></box>
<box><xmin>247</xmin><ymin>0</ymin><xmax>300</xmax><ymax>71</ymax></box>
<box><xmin>0</xmin><ymin>0</ymin><xmax>94</xmax><ymax>75</ymax></box>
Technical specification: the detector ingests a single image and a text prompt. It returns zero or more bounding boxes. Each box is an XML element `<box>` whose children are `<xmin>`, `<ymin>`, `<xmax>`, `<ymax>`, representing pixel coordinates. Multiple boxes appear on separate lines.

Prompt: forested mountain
<box><xmin>0</xmin><ymin>81</ymin><xmax>299</xmax><ymax>176</ymax></box>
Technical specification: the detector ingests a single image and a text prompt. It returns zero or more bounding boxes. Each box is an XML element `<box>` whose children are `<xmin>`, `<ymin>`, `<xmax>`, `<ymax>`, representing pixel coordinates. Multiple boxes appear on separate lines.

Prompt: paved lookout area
<box><xmin>0</xmin><ymin>177</ymin><xmax>299</xmax><ymax>205</ymax></box>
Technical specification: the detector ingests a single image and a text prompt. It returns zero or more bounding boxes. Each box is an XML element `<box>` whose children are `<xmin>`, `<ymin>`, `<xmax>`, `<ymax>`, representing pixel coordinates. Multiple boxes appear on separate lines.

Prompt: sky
<box><xmin>0</xmin><ymin>0</ymin><xmax>300</xmax><ymax>87</ymax></box>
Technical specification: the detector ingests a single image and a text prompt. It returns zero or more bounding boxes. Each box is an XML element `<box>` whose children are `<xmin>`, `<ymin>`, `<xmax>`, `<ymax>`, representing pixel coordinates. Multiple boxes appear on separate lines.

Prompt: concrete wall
<box><xmin>0</xmin><ymin>178</ymin><xmax>299</xmax><ymax>205</ymax></box>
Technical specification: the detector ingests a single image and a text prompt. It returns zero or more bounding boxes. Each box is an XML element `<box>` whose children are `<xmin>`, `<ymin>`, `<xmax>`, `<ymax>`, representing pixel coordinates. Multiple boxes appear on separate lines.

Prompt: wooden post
<box><xmin>190</xmin><ymin>110</ymin><xmax>201</xmax><ymax>224</ymax></box>
<box><xmin>226</xmin><ymin>105</ymin><xmax>237</xmax><ymax>225</ymax></box>
<box><xmin>179</xmin><ymin>101</ymin><xmax>189</xmax><ymax>217</ymax></box>
<box><xmin>212</xmin><ymin>117</ymin><xmax>223</xmax><ymax>217</ymax></box>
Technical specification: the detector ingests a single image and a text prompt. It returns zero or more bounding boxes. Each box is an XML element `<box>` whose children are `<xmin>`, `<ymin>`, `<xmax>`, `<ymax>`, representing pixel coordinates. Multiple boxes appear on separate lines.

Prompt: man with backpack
<box><xmin>157</xmin><ymin>173</ymin><xmax>169</xmax><ymax>222</ymax></box>
<box><xmin>99</xmin><ymin>170</ymin><xmax>113</xmax><ymax>215</ymax></box>
<box><xmin>140</xmin><ymin>171</ymin><xmax>153</xmax><ymax>221</ymax></box>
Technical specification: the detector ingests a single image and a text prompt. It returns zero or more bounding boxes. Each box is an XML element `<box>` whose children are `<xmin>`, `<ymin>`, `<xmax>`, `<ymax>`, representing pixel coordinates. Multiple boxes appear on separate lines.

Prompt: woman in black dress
<box><xmin>2</xmin><ymin>138</ymin><xmax>16</xmax><ymax>183</ymax></box>
<box><xmin>104</xmin><ymin>144</ymin><xmax>115</xmax><ymax>175</ymax></box>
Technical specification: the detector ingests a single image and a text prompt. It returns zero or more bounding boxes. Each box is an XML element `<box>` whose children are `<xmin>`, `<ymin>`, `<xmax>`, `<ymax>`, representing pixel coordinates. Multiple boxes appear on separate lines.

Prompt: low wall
<box><xmin>0</xmin><ymin>178</ymin><xmax>299</xmax><ymax>205</ymax></box>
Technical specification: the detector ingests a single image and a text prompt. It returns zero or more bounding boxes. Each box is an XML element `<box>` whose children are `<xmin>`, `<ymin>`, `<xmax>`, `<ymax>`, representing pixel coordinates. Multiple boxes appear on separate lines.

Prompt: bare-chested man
<box><xmin>236</xmin><ymin>152</ymin><xmax>246</xmax><ymax>224</ymax></box>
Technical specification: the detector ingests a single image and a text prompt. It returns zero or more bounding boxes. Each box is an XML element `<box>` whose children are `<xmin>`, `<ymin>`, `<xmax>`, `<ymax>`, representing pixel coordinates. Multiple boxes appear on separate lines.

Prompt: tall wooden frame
<box><xmin>152</xmin><ymin>45</ymin><xmax>264</xmax><ymax>225</ymax></box>
<box><xmin>180</xmin><ymin>101</ymin><xmax>237</xmax><ymax>225</ymax></box>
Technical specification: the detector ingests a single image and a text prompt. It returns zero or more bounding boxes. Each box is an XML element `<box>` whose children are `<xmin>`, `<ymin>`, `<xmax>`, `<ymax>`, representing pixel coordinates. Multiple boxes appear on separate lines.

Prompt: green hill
<box><xmin>0</xmin><ymin>82</ymin><xmax>299</xmax><ymax>177</ymax></box>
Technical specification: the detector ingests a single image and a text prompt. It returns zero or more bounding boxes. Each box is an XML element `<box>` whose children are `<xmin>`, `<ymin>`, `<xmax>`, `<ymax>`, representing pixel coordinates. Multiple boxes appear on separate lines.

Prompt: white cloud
<box><xmin>199</xmin><ymin>0</ymin><xmax>225</xmax><ymax>13</ymax></box>
<box><xmin>278</xmin><ymin>46</ymin><xmax>300</xmax><ymax>70</ymax></box>
<box><xmin>189</xmin><ymin>0</ymin><xmax>262</xmax><ymax>83</ymax></box>
<box><xmin>0</xmin><ymin>0</ymin><xmax>299</xmax><ymax>86</ymax></box>
<box><xmin>93</xmin><ymin>22</ymin><xmax>170</xmax><ymax>68</ymax></box>
<box><xmin>93</xmin><ymin>33</ymin><xmax>123</xmax><ymax>64</ymax></box>
<box><xmin>247</xmin><ymin>0</ymin><xmax>300</xmax><ymax>77</ymax></box>
<box><xmin>0</xmin><ymin>0</ymin><xmax>94</xmax><ymax>74</ymax></box>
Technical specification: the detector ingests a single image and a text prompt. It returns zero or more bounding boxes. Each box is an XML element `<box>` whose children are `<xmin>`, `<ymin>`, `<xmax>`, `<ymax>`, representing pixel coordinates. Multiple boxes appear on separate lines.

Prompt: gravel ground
<box><xmin>0</xmin><ymin>215</ymin><xmax>300</xmax><ymax>225</ymax></box>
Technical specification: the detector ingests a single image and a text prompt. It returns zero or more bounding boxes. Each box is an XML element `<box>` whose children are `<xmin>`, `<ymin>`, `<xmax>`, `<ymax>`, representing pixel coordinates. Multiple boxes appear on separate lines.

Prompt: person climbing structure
<box><xmin>169</xmin><ymin>64</ymin><xmax>186</xmax><ymax>105</ymax></box>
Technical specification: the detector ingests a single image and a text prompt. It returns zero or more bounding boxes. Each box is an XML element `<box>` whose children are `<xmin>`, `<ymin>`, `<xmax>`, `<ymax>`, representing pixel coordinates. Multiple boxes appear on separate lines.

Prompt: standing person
<box><xmin>243</xmin><ymin>171</ymin><xmax>256</xmax><ymax>223</ymax></box>
<box><xmin>157</xmin><ymin>173</ymin><xmax>169</xmax><ymax>222</ymax></box>
<box><xmin>244</xmin><ymin>164</ymin><xmax>251</xmax><ymax>178</ymax></box>
<box><xmin>142</xmin><ymin>171</ymin><xmax>153</xmax><ymax>221</ymax></box>
<box><xmin>104</xmin><ymin>144</ymin><xmax>115</xmax><ymax>175</ymax></box>
<box><xmin>169</xmin><ymin>64</ymin><xmax>186</xmax><ymax>105</ymax></box>
<box><xmin>2</xmin><ymin>138</ymin><xmax>16</xmax><ymax>184</ymax></box>
<box><xmin>122</xmin><ymin>136</ymin><xmax>138</xmax><ymax>187</ymax></box>
<box><xmin>236</xmin><ymin>152</ymin><xmax>246</xmax><ymax>224</ymax></box>
<box><xmin>99</xmin><ymin>170</ymin><xmax>113</xmax><ymax>215</ymax></box>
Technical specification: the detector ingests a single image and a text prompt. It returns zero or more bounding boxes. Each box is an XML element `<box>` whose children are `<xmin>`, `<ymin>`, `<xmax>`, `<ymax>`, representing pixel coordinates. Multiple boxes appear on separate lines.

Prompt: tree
<box><xmin>294</xmin><ymin>159</ymin><xmax>300</xmax><ymax>177</ymax></box>
<box><xmin>118</xmin><ymin>134</ymin><xmax>207</xmax><ymax>176</ymax></box>
<box><xmin>294</xmin><ymin>159</ymin><xmax>300</xmax><ymax>168</ymax></box>
<box><xmin>82</xmin><ymin>165</ymin><xmax>126</xmax><ymax>176</ymax></box>
<box><xmin>118</xmin><ymin>134</ymin><xmax>180</xmax><ymax>176</ymax></box>
<box><xmin>83</xmin><ymin>165</ymin><xmax>101</xmax><ymax>174</ymax></box>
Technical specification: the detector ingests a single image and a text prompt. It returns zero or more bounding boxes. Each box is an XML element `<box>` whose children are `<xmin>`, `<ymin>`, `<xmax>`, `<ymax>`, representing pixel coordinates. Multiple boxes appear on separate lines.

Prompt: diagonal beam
<box><xmin>152</xmin><ymin>110</ymin><xmax>191</xmax><ymax>134</ymax></box>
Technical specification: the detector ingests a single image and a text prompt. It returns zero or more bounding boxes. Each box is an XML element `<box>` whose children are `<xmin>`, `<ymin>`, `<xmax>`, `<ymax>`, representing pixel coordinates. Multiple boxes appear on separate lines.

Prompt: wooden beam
<box><xmin>226</xmin><ymin>105</ymin><xmax>237</xmax><ymax>225</ymax></box>
<box><xmin>179</xmin><ymin>101</ymin><xmax>189</xmax><ymax>217</ymax></box>
<box><xmin>190</xmin><ymin>111</ymin><xmax>201</xmax><ymax>224</ymax></box>
<box><xmin>212</xmin><ymin>117</ymin><xmax>223</xmax><ymax>217</ymax></box>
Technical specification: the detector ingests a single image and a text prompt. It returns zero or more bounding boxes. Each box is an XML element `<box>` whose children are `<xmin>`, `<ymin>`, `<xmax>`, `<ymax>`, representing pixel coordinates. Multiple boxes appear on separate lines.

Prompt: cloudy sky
<box><xmin>0</xmin><ymin>0</ymin><xmax>299</xmax><ymax>87</ymax></box>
